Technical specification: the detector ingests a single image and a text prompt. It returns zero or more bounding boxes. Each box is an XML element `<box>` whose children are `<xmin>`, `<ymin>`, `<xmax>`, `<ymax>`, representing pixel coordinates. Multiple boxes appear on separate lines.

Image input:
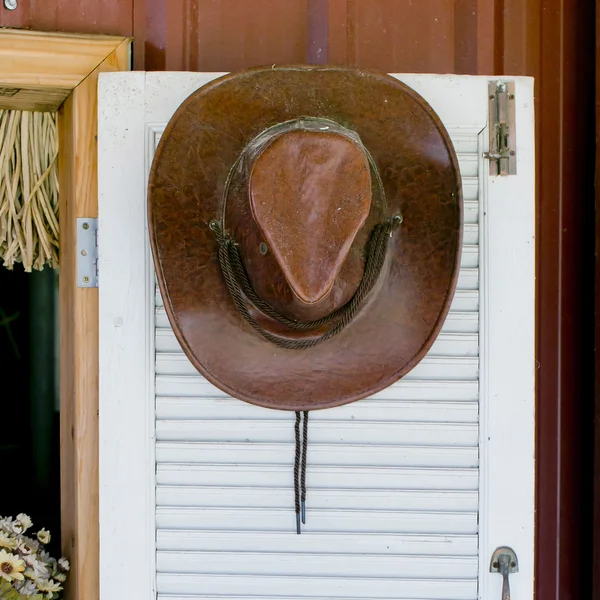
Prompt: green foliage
<box><xmin>0</xmin><ymin>581</ymin><xmax>21</xmax><ymax>600</ymax></box>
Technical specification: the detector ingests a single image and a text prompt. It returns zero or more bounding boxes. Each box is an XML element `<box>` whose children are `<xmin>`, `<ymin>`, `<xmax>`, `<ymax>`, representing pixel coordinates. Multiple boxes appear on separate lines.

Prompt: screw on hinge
<box><xmin>3</xmin><ymin>0</ymin><xmax>18</xmax><ymax>10</ymax></box>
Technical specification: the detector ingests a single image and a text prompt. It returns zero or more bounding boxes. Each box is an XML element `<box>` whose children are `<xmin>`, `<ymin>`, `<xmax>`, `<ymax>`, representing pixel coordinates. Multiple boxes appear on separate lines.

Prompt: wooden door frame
<box><xmin>0</xmin><ymin>28</ymin><xmax>131</xmax><ymax>600</ymax></box>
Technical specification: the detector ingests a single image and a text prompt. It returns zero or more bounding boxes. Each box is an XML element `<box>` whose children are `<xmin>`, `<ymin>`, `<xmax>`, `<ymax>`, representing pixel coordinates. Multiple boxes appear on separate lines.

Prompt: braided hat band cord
<box><xmin>210</xmin><ymin>214</ymin><xmax>402</xmax><ymax>350</ymax></box>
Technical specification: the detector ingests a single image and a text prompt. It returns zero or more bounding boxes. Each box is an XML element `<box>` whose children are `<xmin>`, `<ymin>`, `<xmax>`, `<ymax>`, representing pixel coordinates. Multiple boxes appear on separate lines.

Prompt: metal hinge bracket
<box><xmin>484</xmin><ymin>80</ymin><xmax>517</xmax><ymax>176</ymax></box>
<box><xmin>77</xmin><ymin>218</ymin><xmax>98</xmax><ymax>288</ymax></box>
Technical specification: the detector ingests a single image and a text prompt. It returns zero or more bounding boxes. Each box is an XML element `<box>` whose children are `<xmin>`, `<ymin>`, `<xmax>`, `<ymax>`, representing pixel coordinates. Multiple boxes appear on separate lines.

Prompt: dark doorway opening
<box><xmin>0</xmin><ymin>265</ymin><xmax>60</xmax><ymax>546</ymax></box>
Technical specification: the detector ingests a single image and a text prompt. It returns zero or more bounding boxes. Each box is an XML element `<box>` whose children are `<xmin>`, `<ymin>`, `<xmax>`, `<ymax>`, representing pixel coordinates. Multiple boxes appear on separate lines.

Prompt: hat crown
<box><xmin>249</xmin><ymin>129</ymin><xmax>372</xmax><ymax>305</ymax></box>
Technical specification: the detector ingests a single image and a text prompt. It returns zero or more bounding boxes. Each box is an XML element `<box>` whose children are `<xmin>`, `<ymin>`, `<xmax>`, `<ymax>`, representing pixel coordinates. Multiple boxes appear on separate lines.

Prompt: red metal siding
<box><xmin>0</xmin><ymin>0</ymin><xmax>132</xmax><ymax>35</ymax></box>
<box><xmin>134</xmin><ymin>0</ymin><xmax>497</xmax><ymax>73</ymax></box>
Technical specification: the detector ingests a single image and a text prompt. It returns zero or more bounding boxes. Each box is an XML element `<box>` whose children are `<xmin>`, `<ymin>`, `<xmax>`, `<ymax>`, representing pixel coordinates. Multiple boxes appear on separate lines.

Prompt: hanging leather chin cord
<box><xmin>293</xmin><ymin>411</ymin><xmax>309</xmax><ymax>534</ymax></box>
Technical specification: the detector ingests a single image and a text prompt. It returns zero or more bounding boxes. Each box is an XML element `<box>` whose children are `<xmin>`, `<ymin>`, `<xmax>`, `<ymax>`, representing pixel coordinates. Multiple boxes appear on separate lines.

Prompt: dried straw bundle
<box><xmin>0</xmin><ymin>110</ymin><xmax>59</xmax><ymax>271</ymax></box>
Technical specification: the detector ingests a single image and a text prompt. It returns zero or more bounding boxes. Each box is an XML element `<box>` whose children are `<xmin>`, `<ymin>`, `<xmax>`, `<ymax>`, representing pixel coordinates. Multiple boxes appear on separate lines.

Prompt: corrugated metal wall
<box><xmin>134</xmin><ymin>0</ymin><xmax>494</xmax><ymax>72</ymax></box>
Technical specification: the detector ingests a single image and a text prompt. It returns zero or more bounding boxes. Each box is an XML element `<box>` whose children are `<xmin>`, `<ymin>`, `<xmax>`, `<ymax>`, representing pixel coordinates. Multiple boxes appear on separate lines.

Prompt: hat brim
<box><xmin>149</xmin><ymin>66</ymin><xmax>462</xmax><ymax>411</ymax></box>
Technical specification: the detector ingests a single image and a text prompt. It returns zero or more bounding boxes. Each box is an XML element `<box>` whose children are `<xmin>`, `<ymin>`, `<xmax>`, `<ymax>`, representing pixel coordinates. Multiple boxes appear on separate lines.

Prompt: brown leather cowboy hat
<box><xmin>149</xmin><ymin>65</ymin><xmax>462</xmax><ymax>412</ymax></box>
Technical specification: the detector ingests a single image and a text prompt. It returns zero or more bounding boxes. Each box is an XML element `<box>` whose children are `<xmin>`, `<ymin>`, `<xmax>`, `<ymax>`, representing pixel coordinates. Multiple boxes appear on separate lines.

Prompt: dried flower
<box><xmin>17</xmin><ymin>538</ymin><xmax>39</xmax><ymax>557</ymax></box>
<box><xmin>0</xmin><ymin>532</ymin><xmax>17</xmax><ymax>551</ymax></box>
<box><xmin>58</xmin><ymin>557</ymin><xmax>71</xmax><ymax>573</ymax></box>
<box><xmin>36</xmin><ymin>578</ymin><xmax>62</xmax><ymax>598</ymax></box>
<box><xmin>14</xmin><ymin>578</ymin><xmax>38</xmax><ymax>596</ymax></box>
<box><xmin>24</xmin><ymin>554</ymin><xmax>50</xmax><ymax>581</ymax></box>
<box><xmin>53</xmin><ymin>572</ymin><xmax>66</xmax><ymax>583</ymax></box>
<box><xmin>11</xmin><ymin>522</ymin><xmax>24</xmax><ymax>535</ymax></box>
<box><xmin>36</xmin><ymin>530</ymin><xmax>50</xmax><ymax>545</ymax></box>
<box><xmin>0</xmin><ymin>517</ymin><xmax>14</xmax><ymax>534</ymax></box>
<box><xmin>15</xmin><ymin>514</ymin><xmax>33</xmax><ymax>532</ymax></box>
<box><xmin>0</xmin><ymin>516</ymin><xmax>69</xmax><ymax>597</ymax></box>
<box><xmin>57</xmin><ymin>558</ymin><xmax>69</xmax><ymax>573</ymax></box>
<box><xmin>0</xmin><ymin>550</ymin><xmax>25</xmax><ymax>582</ymax></box>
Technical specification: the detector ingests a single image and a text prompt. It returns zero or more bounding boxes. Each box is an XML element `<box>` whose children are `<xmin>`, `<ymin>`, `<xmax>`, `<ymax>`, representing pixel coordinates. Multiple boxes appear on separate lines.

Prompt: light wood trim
<box><xmin>0</xmin><ymin>29</ymin><xmax>127</xmax><ymax>111</ymax></box>
<box><xmin>58</xmin><ymin>38</ymin><xmax>131</xmax><ymax>600</ymax></box>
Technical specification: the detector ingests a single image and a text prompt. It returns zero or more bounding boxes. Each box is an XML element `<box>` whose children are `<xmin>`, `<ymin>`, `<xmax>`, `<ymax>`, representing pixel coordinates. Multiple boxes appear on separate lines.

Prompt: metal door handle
<box><xmin>490</xmin><ymin>546</ymin><xmax>519</xmax><ymax>600</ymax></box>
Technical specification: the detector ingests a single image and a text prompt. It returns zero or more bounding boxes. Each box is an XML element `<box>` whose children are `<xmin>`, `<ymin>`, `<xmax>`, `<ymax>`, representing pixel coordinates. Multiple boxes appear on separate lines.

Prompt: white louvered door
<box><xmin>98</xmin><ymin>73</ymin><xmax>535</xmax><ymax>600</ymax></box>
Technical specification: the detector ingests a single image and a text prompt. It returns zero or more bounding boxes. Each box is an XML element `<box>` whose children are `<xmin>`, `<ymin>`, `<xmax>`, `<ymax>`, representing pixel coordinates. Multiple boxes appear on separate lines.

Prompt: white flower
<box><xmin>0</xmin><ymin>517</ymin><xmax>13</xmax><ymax>533</ymax></box>
<box><xmin>11</xmin><ymin>521</ymin><xmax>24</xmax><ymax>535</ymax></box>
<box><xmin>0</xmin><ymin>531</ymin><xmax>17</xmax><ymax>551</ymax></box>
<box><xmin>54</xmin><ymin>571</ymin><xmax>66</xmax><ymax>583</ymax></box>
<box><xmin>36</xmin><ymin>529</ymin><xmax>50</xmax><ymax>545</ymax></box>
<box><xmin>14</xmin><ymin>578</ymin><xmax>38</xmax><ymax>596</ymax></box>
<box><xmin>0</xmin><ymin>549</ymin><xmax>25</xmax><ymax>582</ymax></box>
<box><xmin>47</xmin><ymin>558</ymin><xmax>57</xmax><ymax>578</ymax></box>
<box><xmin>57</xmin><ymin>557</ymin><xmax>70</xmax><ymax>573</ymax></box>
<box><xmin>36</xmin><ymin>578</ymin><xmax>63</xmax><ymax>598</ymax></box>
<box><xmin>16</xmin><ymin>514</ymin><xmax>33</xmax><ymax>532</ymax></box>
<box><xmin>17</xmin><ymin>538</ymin><xmax>39</xmax><ymax>556</ymax></box>
<box><xmin>24</xmin><ymin>554</ymin><xmax>50</xmax><ymax>581</ymax></box>
<box><xmin>38</xmin><ymin>551</ymin><xmax>50</xmax><ymax>562</ymax></box>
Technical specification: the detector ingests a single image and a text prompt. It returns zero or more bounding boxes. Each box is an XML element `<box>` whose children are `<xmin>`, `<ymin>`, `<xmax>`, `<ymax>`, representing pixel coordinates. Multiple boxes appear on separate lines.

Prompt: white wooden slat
<box><xmin>462</xmin><ymin>178</ymin><xmax>478</xmax><ymax>202</ymax></box>
<box><xmin>156</xmin><ymin>465</ymin><xmax>478</xmax><ymax>491</ymax></box>
<box><xmin>156</xmin><ymin>507</ymin><xmax>477</xmax><ymax>535</ymax></box>
<box><xmin>156</xmin><ymin>420</ymin><xmax>478</xmax><ymax>446</ymax></box>
<box><xmin>155</xmin><ymin>307</ymin><xmax>478</xmax><ymax>333</ymax></box>
<box><xmin>159</xmin><ymin>594</ymin><xmax>473</xmax><ymax>600</ymax></box>
<box><xmin>156</xmin><ymin>352</ymin><xmax>479</xmax><ymax>382</ymax></box>
<box><xmin>463</xmin><ymin>200</ymin><xmax>478</xmax><ymax>225</ymax></box>
<box><xmin>447</xmin><ymin>131</ymin><xmax>480</xmax><ymax>155</ymax></box>
<box><xmin>155</xmin><ymin>487</ymin><xmax>478</xmax><ymax>511</ymax></box>
<box><xmin>450</xmin><ymin>291</ymin><xmax>478</xmax><ymax>313</ymax></box>
<box><xmin>156</xmin><ymin>375</ymin><xmax>478</xmax><ymax>399</ymax></box>
<box><xmin>156</xmin><ymin>356</ymin><xmax>478</xmax><ymax>384</ymax></box>
<box><xmin>460</xmin><ymin>246</ymin><xmax>478</xmax><ymax>268</ymax></box>
<box><xmin>159</xmin><ymin>597</ymin><xmax>471</xmax><ymax>600</ymax></box>
<box><xmin>153</xmin><ymin>268</ymin><xmax>479</xmax><ymax>311</ymax></box>
<box><xmin>156</xmin><ymin>398</ymin><xmax>478</xmax><ymax>422</ymax></box>
<box><xmin>155</xmin><ymin>442</ymin><xmax>478</xmax><ymax>469</ymax></box>
<box><xmin>156</xmin><ymin>442</ymin><xmax>477</xmax><ymax>473</ymax></box>
<box><xmin>159</xmin><ymin>595</ymin><xmax>471</xmax><ymax>600</ymax></box>
<box><xmin>154</xmin><ymin>266</ymin><xmax>475</xmax><ymax>331</ymax></box>
<box><xmin>457</xmin><ymin>268</ymin><xmax>478</xmax><ymax>290</ymax></box>
<box><xmin>157</xmin><ymin>551</ymin><xmax>477</xmax><ymax>579</ymax></box>
<box><xmin>441</xmin><ymin>312</ymin><xmax>478</xmax><ymax>333</ymax></box>
<box><xmin>370</xmin><ymin>378</ymin><xmax>478</xmax><ymax>399</ymax></box>
<box><xmin>151</xmin><ymin>124</ymin><xmax>479</xmax><ymax>156</ymax></box>
<box><xmin>157</xmin><ymin>573</ymin><xmax>477</xmax><ymax>599</ymax></box>
<box><xmin>155</xmin><ymin>330</ymin><xmax>478</xmax><ymax>356</ymax></box>
<box><xmin>462</xmin><ymin>224</ymin><xmax>478</xmax><ymax>246</ymax></box>
<box><xmin>404</xmin><ymin>358</ymin><xmax>478</xmax><ymax>380</ymax></box>
<box><xmin>456</xmin><ymin>154</ymin><xmax>478</xmax><ymax>178</ymax></box>
<box><xmin>155</xmin><ymin>287</ymin><xmax>479</xmax><ymax>313</ymax></box>
<box><xmin>157</xmin><ymin>530</ymin><xmax>478</xmax><ymax>556</ymax></box>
